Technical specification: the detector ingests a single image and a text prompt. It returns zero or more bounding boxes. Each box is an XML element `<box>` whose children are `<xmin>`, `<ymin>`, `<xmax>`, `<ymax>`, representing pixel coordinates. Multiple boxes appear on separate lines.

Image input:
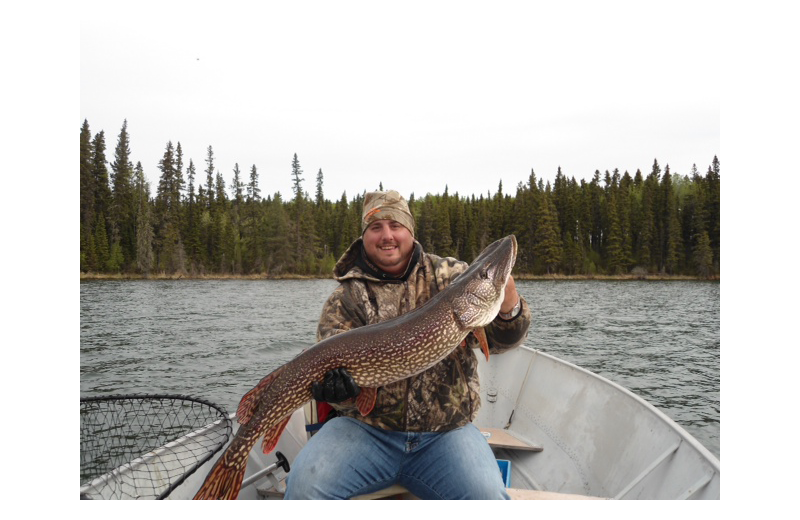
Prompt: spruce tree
<box><xmin>664</xmin><ymin>168</ymin><xmax>684</xmax><ymax>274</ymax></box>
<box><xmin>265</xmin><ymin>192</ymin><xmax>293</xmax><ymax>274</ymax></box>
<box><xmin>205</xmin><ymin>146</ymin><xmax>216</xmax><ymax>209</ymax></box>
<box><xmin>80</xmin><ymin>120</ymin><xmax>95</xmax><ymax>226</ymax></box>
<box><xmin>706</xmin><ymin>156</ymin><xmax>721</xmax><ymax>271</ymax></box>
<box><xmin>332</xmin><ymin>192</ymin><xmax>350</xmax><ymax>259</ymax></box>
<box><xmin>184</xmin><ymin>159</ymin><xmax>203</xmax><ymax>269</ymax></box>
<box><xmin>248</xmin><ymin>164</ymin><xmax>261</xmax><ymax>202</ymax></box>
<box><xmin>80</xmin><ymin>120</ymin><xmax>95</xmax><ymax>271</ymax></box>
<box><xmin>290</xmin><ymin>154</ymin><xmax>304</xmax><ymax>262</ymax></box>
<box><xmin>315</xmin><ymin>168</ymin><xmax>324</xmax><ymax>207</ymax></box>
<box><xmin>155</xmin><ymin>141</ymin><xmax>185</xmax><ymax>273</ymax></box>
<box><xmin>91</xmin><ymin>131</ymin><xmax>111</xmax><ymax>225</ymax></box>
<box><xmin>291</xmin><ymin>153</ymin><xmax>304</xmax><ymax>203</ymax></box>
<box><xmin>533</xmin><ymin>191</ymin><xmax>562</xmax><ymax>274</ymax></box>
<box><xmin>434</xmin><ymin>188</ymin><xmax>454</xmax><ymax>257</ymax></box>
<box><xmin>110</xmin><ymin>120</ymin><xmax>136</xmax><ymax>267</ymax></box>
<box><xmin>693</xmin><ymin>231</ymin><xmax>714</xmax><ymax>278</ymax></box>
<box><xmin>133</xmin><ymin>162</ymin><xmax>154</xmax><ymax>274</ymax></box>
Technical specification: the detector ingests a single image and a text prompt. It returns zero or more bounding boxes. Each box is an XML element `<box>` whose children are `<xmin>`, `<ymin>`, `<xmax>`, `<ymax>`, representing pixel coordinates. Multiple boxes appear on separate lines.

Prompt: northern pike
<box><xmin>193</xmin><ymin>234</ymin><xmax>518</xmax><ymax>499</ymax></box>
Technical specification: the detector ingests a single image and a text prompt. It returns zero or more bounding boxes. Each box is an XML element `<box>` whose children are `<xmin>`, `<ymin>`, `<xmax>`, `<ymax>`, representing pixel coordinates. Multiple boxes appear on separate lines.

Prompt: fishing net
<box><xmin>80</xmin><ymin>394</ymin><xmax>232</xmax><ymax>500</ymax></box>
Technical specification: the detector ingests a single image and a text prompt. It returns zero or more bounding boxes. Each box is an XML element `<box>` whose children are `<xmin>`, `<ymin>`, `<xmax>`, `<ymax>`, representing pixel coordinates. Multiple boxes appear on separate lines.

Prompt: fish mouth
<box><xmin>496</xmin><ymin>235</ymin><xmax>517</xmax><ymax>285</ymax></box>
<box><xmin>508</xmin><ymin>235</ymin><xmax>518</xmax><ymax>265</ymax></box>
<box><xmin>457</xmin><ymin>234</ymin><xmax>518</xmax><ymax>288</ymax></box>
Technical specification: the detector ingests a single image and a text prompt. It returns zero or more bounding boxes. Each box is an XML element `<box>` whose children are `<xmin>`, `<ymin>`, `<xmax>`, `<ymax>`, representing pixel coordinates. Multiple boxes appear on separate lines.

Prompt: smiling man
<box><xmin>360</xmin><ymin>192</ymin><xmax>417</xmax><ymax>276</ymax></box>
<box><xmin>284</xmin><ymin>190</ymin><xmax>532</xmax><ymax>500</ymax></box>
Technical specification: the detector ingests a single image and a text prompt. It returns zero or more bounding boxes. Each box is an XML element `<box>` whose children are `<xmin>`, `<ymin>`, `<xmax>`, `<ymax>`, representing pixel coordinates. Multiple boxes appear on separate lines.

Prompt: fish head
<box><xmin>451</xmin><ymin>235</ymin><xmax>518</xmax><ymax>329</ymax></box>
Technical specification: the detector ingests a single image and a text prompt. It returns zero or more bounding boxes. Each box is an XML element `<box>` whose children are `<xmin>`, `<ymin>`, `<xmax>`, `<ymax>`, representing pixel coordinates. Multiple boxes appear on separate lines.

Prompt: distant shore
<box><xmin>80</xmin><ymin>272</ymin><xmax>718</xmax><ymax>281</ymax></box>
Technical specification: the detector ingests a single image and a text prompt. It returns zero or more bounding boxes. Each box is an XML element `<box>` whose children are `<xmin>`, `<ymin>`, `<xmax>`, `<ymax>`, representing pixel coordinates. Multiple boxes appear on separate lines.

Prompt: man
<box><xmin>284</xmin><ymin>190</ymin><xmax>531</xmax><ymax>500</ymax></box>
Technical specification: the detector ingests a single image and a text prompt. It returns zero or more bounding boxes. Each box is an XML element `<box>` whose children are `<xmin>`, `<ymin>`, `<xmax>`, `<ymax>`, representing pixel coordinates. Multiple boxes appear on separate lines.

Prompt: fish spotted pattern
<box><xmin>193</xmin><ymin>235</ymin><xmax>518</xmax><ymax>499</ymax></box>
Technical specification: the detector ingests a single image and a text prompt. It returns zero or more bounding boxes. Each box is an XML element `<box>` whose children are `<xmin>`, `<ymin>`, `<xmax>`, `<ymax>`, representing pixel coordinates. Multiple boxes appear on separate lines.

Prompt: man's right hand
<box><xmin>311</xmin><ymin>367</ymin><xmax>361</xmax><ymax>403</ymax></box>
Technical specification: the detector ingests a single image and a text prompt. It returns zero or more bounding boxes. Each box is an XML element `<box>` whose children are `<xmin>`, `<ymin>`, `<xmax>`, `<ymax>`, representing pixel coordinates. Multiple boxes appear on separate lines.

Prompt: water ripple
<box><xmin>80</xmin><ymin>278</ymin><xmax>719</xmax><ymax>458</ymax></box>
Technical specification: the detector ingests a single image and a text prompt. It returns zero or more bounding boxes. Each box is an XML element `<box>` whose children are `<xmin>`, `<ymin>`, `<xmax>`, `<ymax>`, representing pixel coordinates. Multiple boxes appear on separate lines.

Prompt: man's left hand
<box><xmin>312</xmin><ymin>367</ymin><xmax>361</xmax><ymax>403</ymax></box>
<box><xmin>499</xmin><ymin>276</ymin><xmax>519</xmax><ymax>314</ymax></box>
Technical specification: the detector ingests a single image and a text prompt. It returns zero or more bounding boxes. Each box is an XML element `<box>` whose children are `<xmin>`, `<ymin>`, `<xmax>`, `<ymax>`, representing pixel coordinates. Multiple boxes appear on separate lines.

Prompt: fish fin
<box><xmin>193</xmin><ymin>442</ymin><xmax>251</xmax><ymax>500</ymax></box>
<box><xmin>473</xmin><ymin>327</ymin><xmax>490</xmax><ymax>361</ymax></box>
<box><xmin>261</xmin><ymin>415</ymin><xmax>292</xmax><ymax>454</ymax></box>
<box><xmin>237</xmin><ymin>368</ymin><xmax>284</xmax><ymax>425</ymax></box>
<box><xmin>356</xmin><ymin>387</ymin><xmax>378</xmax><ymax>416</ymax></box>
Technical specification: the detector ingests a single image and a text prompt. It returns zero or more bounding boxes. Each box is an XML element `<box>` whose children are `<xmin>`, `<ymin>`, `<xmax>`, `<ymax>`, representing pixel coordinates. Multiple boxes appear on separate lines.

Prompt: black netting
<box><xmin>80</xmin><ymin>394</ymin><xmax>232</xmax><ymax>500</ymax></box>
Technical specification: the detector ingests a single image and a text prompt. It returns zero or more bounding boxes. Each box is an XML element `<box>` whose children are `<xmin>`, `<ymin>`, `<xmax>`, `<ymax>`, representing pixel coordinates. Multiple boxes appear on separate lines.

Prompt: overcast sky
<box><xmin>81</xmin><ymin>1</ymin><xmax>719</xmax><ymax>202</ymax></box>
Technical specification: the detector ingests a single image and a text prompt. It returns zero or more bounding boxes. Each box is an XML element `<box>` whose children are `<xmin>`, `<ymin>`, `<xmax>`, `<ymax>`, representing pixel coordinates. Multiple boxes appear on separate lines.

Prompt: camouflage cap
<box><xmin>361</xmin><ymin>190</ymin><xmax>415</xmax><ymax>237</ymax></box>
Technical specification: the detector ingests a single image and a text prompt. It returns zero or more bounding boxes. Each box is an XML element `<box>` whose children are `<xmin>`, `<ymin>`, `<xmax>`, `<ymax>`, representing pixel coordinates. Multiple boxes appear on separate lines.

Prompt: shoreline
<box><xmin>80</xmin><ymin>272</ymin><xmax>718</xmax><ymax>281</ymax></box>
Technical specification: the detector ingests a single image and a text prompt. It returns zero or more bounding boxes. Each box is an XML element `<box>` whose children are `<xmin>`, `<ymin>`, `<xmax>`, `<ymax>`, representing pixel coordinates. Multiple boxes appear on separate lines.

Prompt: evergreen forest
<box><xmin>80</xmin><ymin>120</ymin><xmax>720</xmax><ymax>278</ymax></box>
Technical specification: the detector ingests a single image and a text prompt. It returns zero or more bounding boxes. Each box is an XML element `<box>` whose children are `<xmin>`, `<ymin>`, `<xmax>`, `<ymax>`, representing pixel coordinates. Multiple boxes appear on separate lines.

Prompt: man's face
<box><xmin>362</xmin><ymin>219</ymin><xmax>414</xmax><ymax>275</ymax></box>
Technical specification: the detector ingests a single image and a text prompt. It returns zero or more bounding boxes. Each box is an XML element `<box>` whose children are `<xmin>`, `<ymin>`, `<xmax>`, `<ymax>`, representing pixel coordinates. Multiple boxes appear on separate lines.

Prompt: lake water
<box><xmin>80</xmin><ymin>279</ymin><xmax>720</xmax><ymax>459</ymax></box>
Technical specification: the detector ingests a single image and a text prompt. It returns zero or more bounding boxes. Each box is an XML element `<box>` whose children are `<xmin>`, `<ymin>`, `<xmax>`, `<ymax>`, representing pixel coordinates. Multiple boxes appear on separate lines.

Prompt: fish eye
<box><xmin>480</xmin><ymin>265</ymin><xmax>490</xmax><ymax>279</ymax></box>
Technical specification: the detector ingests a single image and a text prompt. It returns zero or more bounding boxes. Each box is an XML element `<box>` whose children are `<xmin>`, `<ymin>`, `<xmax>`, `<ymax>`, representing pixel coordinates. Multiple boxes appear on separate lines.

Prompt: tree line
<box><xmin>80</xmin><ymin>119</ymin><xmax>720</xmax><ymax>278</ymax></box>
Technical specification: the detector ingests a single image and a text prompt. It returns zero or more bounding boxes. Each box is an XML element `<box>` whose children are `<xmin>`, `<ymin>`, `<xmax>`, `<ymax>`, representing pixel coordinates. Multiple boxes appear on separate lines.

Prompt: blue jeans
<box><xmin>284</xmin><ymin>417</ymin><xmax>509</xmax><ymax>500</ymax></box>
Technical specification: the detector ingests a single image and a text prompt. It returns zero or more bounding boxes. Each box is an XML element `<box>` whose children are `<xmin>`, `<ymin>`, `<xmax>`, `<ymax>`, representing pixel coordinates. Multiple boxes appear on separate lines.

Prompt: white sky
<box><xmin>81</xmin><ymin>1</ymin><xmax>720</xmax><ymax>202</ymax></box>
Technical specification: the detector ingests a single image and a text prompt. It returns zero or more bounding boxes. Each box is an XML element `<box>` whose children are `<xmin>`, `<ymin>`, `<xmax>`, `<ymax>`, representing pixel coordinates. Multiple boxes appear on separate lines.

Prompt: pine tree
<box><xmin>291</xmin><ymin>153</ymin><xmax>304</xmax><ymax>203</ymax></box>
<box><xmin>332</xmin><ymin>192</ymin><xmax>350</xmax><ymax>259</ymax></box>
<box><xmin>290</xmin><ymin>161</ymin><xmax>304</xmax><ymax>266</ymax></box>
<box><xmin>184</xmin><ymin>159</ymin><xmax>203</xmax><ymax>270</ymax></box>
<box><xmin>451</xmin><ymin>194</ymin><xmax>467</xmax><ymax>260</ymax></box>
<box><xmin>133</xmin><ymin>162</ymin><xmax>154</xmax><ymax>274</ymax></box>
<box><xmin>706</xmin><ymin>156</ymin><xmax>721</xmax><ymax>271</ymax></box>
<box><xmin>314</xmin><ymin>169</ymin><xmax>331</xmax><ymax>263</ymax></box>
<box><xmin>110</xmin><ymin>120</ymin><xmax>136</xmax><ymax>268</ymax></box>
<box><xmin>205</xmin><ymin>146</ymin><xmax>216</xmax><ymax>209</ymax></box>
<box><xmin>533</xmin><ymin>190</ymin><xmax>562</xmax><ymax>274</ymax></box>
<box><xmin>434</xmin><ymin>188</ymin><xmax>454</xmax><ymax>257</ymax></box>
<box><xmin>664</xmin><ymin>168</ymin><xmax>684</xmax><ymax>274</ymax></box>
<box><xmin>315</xmin><ymin>168</ymin><xmax>324</xmax><ymax>207</ymax></box>
<box><xmin>198</xmin><ymin>147</ymin><xmax>218</xmax><ymax>267</ymax></box>
<box><xmin>637</xmin><ymin>163</ymin><xmax>660</xmax><ymax>272</ymax></box>
<box><xmin>80</xmin><ymin>120</ymin><xmax>95</xmax><ymax>271</ymax></box>
<box><xmin>94</xmin><ymin>213</ymin><xmax>110</xmax><ymax>269</ymax></box>
<box><xmin>693</xmin><ymin>231</ymin><xmax>714</xmax><ymax>278</ymax></box>
<box><xmin>418</xmin><ymin>197</ymin><xmax>436</xmax><ymax>252</ymax></box>
<box><xmin>265</xmin><ymin>192</ymin><xmax>293</xmax><ymax>274</ymax></box>
<box><xmin>155</xmin><ymin>141</ymin><xmax>186</xmax><ymax>273</ymax></box>
<box><xmin>80</xmin><ymin>120</ymin><xmax>94</xmax><ymax>225</ymax></box>
<box><xmin>174</xmin><ymin>142</ymin><xmax>185</xmax><ymax>200</ymax></box>
<box><xmin>618</xmin><ymin>170</ymin><xmax>634</xmax><ymax>270</ymax></box>
<box><xmin>248</xmin><ymin>164</ymin><xmax>261</xmax><ymax>202</ymax></box>
<box><xmin>91</xmin><ymin>131</ymin><xmax>111</xmax><ymax>225</ymax></box>
<box><xmin>605</xmin><ymin>191</ymin><xmax>626</xmax><ymax>274</ymax></box>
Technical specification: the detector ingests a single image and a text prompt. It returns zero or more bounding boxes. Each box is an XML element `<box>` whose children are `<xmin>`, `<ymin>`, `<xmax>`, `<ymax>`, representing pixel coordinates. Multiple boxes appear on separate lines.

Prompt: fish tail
<box><xmin>193</xmin><ymin>440</ymin><xmax>252</xmax><ymax>500</ymax></box>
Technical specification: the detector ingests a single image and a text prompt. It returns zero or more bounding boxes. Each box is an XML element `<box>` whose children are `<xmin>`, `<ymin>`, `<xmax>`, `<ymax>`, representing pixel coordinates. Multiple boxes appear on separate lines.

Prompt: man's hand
<box><xmin>311</xmin><ymin>367</ymin><xmax>361</xmax><ymax>403</ymax></box>
<box><xmin>499</xmin><ymin>275</ymin><xmax>519</xmax><ymax>314</ymax></box>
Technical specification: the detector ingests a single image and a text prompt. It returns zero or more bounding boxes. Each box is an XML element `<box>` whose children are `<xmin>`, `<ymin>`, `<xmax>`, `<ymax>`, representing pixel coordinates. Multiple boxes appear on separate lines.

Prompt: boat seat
<box><xmin>351</xmin><ymin>484</ymin><xmax>417</xmax><ymax>500</ymax></box>
<box><xmin>352</xmin><ymin>486</ymin><xmax>605</xmax><ymax>500</ymax></box>
<box><xmin>480</xmin><ymin>428</ymin><xmax>543</xmax><ymax>452</ymax></box>
<box><xmin>507</xmin><ymin>488</ymin><xmax>606</xmax><ymax>500</ymax></box>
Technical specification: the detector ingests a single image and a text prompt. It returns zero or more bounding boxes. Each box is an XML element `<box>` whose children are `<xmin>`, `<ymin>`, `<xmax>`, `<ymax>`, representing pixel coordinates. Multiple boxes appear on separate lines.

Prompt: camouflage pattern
<box><xmin>317</xmin><ymin>238</ymin><xmax>532</xmax><ymax>432</ymax></box>
<box><xmin>361</xmin><ymin>190</ymin><xmax>416</xmax><ymax>237</ymax></box>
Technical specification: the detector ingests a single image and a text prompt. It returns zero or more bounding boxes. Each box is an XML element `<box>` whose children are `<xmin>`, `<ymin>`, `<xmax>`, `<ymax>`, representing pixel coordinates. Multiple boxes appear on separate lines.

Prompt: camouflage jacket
<box><xmin>316</xmin><ymin>238</ymin><xmax>531</xmax><ymax>432</ymax></box>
